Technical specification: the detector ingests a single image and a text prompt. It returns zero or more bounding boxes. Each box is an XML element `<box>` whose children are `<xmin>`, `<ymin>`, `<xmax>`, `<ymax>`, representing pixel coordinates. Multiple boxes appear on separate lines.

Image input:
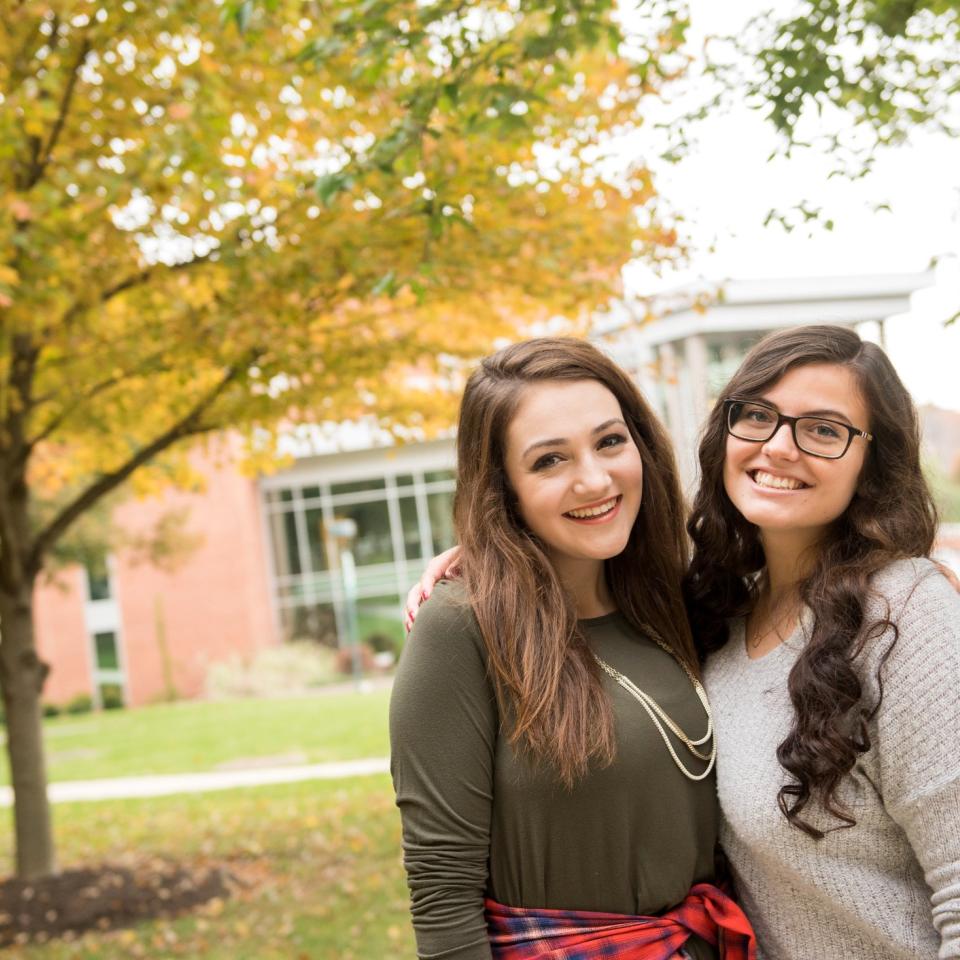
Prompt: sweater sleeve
<box><xmin>389</xmin><ymin>581</ymin><xmax>497</xmax><ymax>960</ymax></box>
<box><xmin>871</xmin><ymin>561</ymin><xmax>960</xmax><ymax>959</ymax></box>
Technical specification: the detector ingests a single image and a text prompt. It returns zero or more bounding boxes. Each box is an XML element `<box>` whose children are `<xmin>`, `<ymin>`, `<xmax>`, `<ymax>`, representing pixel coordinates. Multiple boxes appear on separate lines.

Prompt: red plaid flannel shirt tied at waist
<box><xmin>485</xmin><ymin>882</ymin><xmax>756</xmax><ymax>960</ymax></box>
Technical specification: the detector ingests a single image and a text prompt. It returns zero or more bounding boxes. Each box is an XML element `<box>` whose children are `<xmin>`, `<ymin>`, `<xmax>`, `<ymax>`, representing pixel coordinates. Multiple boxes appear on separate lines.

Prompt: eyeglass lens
<box><xmin>727</xmin><ymin>401</ymin><xmax>849</xmax><ymax>457</ymax></box>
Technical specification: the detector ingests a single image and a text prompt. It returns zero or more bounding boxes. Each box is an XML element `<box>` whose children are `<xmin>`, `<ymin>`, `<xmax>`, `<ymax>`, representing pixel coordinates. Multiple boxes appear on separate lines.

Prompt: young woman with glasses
<box><xmin>684</xmin><ymin>325</ymin><xmax>959</xmax><ymax>959</ymax></box>
<box><xmin>405</xmin><ymin>325</ymin><xmax>960</xmax><ymax>959</ymax></box>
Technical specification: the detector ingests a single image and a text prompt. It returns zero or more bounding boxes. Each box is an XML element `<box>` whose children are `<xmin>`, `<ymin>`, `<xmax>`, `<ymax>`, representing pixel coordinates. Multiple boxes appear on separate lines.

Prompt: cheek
<box><xmin>511</xmin><ymin>478</ymin><xmax>555</xmax><ymax>534</ymax></box>
<box><xmin>624</xmin><ymin>451</ymin><xmax>644</xmax><ymax>498</ymax></box>
<box><xmin>824</xmin><ymin>463</ymin><xmax>863</xmax><ymax>517</ymax></box>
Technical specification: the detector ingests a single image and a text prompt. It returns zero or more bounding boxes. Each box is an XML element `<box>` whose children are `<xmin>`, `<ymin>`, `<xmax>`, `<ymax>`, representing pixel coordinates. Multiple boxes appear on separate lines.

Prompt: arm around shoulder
<box><xmin>390</xmin><ymin>581</ymin><xmax>497</xmax><ymax>960</ymax></box>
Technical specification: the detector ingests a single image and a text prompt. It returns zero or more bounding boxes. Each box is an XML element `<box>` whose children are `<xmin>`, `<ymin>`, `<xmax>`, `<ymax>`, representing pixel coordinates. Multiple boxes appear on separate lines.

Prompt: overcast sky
<box><xmin>621</xmin><ymin>0</ymin><xmax>960</xmax><ymax>410</ymax></box>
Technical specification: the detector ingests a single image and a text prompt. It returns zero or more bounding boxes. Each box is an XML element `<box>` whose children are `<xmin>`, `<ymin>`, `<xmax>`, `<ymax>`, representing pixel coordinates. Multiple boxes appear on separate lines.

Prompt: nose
<box><xmin>572</xmin><ymin>455</ymin><xmax>611</xmax><ymax>495</ymax></box>
<box><xmin>761</xmin><ymin>421</ymin><xmax>800</xmax><ymax>459</ymax></box>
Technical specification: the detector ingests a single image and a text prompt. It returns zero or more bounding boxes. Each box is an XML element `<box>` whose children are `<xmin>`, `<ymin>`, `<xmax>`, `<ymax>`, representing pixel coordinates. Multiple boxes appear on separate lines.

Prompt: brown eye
<box><xmin>532</xmin><ymin>453</ymin><xmax>563</xmax><ymax>471</ymax></box>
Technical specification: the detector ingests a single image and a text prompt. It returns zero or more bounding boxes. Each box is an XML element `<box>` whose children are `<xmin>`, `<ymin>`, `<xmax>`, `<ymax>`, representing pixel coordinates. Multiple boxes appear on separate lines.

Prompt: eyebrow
<box><xmin>522</xmin><ymin>418</ymin><xmax>626</xmax><ymax>458</ymax></box>
<box><xmin>752</xmin><ymin>399</ymin><xmax>854</xmax><ymax>425</ymax></box>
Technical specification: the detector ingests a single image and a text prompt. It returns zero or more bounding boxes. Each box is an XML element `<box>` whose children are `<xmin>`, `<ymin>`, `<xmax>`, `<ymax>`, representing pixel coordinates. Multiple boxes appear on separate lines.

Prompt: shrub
<box><xmin>42</xmin><ymin>702</ymin><xmax>62</xmax><ymax>718</ymax></box>
<box><xmin>64</xmin><ymin>693</ymin><xmax>93</xmax><ymax>715</ymax></box>
<box><xmin>364</xmin><ymin>632</ymin><xmax>394</xmax><ymax>654</ymax></box>
<box><xmin>100</xmin><ymin>684</ymin><xmax>125</xmax><ymax>710</ymax></box>
<box><xmin>205</xmin><ymin>641</ymin><xmax>341</xmax><ymax>699</ymax></box>
<box><xmin>334</xmin><ymin>643</ymin><xmax>377</xmax><ymax>676</ymax></box>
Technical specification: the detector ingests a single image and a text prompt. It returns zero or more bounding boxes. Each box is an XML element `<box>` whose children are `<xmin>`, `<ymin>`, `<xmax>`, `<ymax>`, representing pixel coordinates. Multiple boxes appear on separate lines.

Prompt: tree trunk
<box><xmin>0</xmin><ymin>578</ymin><xmax>56</xmax><ymax>879</ymax></box>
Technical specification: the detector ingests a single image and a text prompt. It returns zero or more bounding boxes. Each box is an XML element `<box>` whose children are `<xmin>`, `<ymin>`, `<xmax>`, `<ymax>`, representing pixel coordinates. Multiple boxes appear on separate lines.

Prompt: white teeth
<box><xmin>752</xmin><ymin>471</ymin><xmax>807</xmax><ymax>490</ymax></box>
<box><xmin>567</xmin><ymin>497</ymin><xmax>618</xmax><ymax>519</ymax></box>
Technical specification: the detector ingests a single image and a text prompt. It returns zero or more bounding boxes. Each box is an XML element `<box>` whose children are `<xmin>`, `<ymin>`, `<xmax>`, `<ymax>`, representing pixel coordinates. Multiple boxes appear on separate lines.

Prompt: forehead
<box><xmin>506</xmin><ymin>380</ymin><xmax>624</xmax><ymax>447</ymax></box>
<box><xmin>759</xmin><ymin>363</ymin><xmax>869</xmax><ymax>424</ymax></box>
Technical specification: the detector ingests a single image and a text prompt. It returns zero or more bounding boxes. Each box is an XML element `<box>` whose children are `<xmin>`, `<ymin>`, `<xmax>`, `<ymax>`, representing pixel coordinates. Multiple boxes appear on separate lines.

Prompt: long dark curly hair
<box><xmin>456</xmin><ymin>338</ymin><xmax>696</xmax><ymax>787</ymax></box>
<box><xmin>684</xmin><ymin>324</ymin><xmax>938</xmax><ymax>837</ymax></box>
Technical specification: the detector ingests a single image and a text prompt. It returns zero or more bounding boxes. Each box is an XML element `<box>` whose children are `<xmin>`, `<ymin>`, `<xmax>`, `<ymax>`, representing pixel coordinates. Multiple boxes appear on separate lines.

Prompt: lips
<box><xmin>564</xmin><ymin>495</ymin><xmax>621</xmax><ymax>519</ymax></box>
<box><xmin>749</xmin><ymin>470</ymin><xmax>810</xmax><ymax>491</ymax></box>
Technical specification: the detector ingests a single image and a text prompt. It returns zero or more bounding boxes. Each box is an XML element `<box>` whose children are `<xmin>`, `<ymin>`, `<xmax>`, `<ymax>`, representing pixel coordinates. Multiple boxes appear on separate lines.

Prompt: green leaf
<box><xmin>315</xmin><ymin>173</ymin><xmax>354</xmax><ymax>206</ymax></box>
<box><xmin>236</xmin><ymin>0</ymin><xmax>254</xmax><ymax>34</ymax></box>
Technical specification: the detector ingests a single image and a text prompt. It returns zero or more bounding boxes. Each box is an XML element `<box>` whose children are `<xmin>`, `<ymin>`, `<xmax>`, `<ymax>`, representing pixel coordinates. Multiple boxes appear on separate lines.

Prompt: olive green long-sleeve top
<box><xmin>390</xmin><ymin>580</ymin><xmax>719</xmax><ymax>960</ymax></box>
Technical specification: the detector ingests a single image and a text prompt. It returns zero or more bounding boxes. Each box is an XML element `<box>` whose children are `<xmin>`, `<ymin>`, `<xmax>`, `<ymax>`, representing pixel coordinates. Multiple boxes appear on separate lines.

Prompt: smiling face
<box><xmin>723</xmin><ymin>363</ymin><xmax>871</xmax><ymax>546</ymax></box>
<box><xmin>503</xmin><ymin>379</ymin><xmax>644</xmax><ymax>581</ymax></box>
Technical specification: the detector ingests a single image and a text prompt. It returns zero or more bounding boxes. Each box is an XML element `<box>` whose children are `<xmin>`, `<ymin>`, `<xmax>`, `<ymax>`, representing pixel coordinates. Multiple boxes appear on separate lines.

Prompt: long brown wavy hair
<box><xmin>454</xmin><ymin>337</ymin><xmax>696</xmax><ymax>787</ymax></box>
<box><xmin>685</xmin><ymin>324</ymin><xmax>938</xmax><ymax>836</ymax></box>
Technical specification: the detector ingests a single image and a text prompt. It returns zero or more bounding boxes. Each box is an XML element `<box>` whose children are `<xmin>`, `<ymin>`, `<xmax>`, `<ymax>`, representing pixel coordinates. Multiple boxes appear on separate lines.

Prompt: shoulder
<box><xmin>399</xmin><ymin>579</ymin><xmax>486</xmax><ymax>669</ymax></box>
<box><xmin>860</xmin><ymin>557</ymin><xmax>960</xmax><ymax>684</ymax></box>
<box><xmin>409</xmin><ymin>579</ymin><xmax>480</xmax><ymax>641</ymax></box>
<box><xmin>867</xmin><ymin>557</ymin><xmax>960</xmax><ymax>621</ymax></box>
<box><xmin>391</xmin><ymin>580</ymin><xmax>495</xmax><ymax>735</ymax></box>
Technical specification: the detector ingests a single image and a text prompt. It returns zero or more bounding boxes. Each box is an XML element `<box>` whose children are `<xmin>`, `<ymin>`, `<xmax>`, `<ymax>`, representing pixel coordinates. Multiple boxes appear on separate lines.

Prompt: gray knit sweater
<box><xmin>704</xmin><ymin>558</ymin><xmax>960</xmax><ymax>960</ymax></box>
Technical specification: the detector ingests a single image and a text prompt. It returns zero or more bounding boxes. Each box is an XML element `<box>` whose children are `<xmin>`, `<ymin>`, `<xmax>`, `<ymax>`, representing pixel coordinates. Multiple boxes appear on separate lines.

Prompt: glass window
<box><xmin>86</xmin><ymin>558</ymin><xmax>111</xmax><ymax>601</ymax></box>
<box><xmin>424</xmin><ymin>469</ymin><xmax>455</xmax><ymax>485</ymax></box>
<box><xmin>331</xmin><ymin>478</ymin><xmax>386</xmax><ymax>497</ymax></box>
<box><xmin>302</xmin><ymin>485</ymin><xmax>322</xmax><ymax>500</ymax></box>
<box><xmin>332</xmin><ymin>500</ymin><xmax>394</xmax><ymax>566</ymax></box>
<box><xmin>281</xmin><ymin>602</ymin><xmax>338</xmax><ymax>646</ymax></box>
<box><xmin>427</xmin><ymin>489</ymin><xmax>456</xmax><ymax>553</ymax></box>
<box><xmin>94</xmin><ymin>632</ymin><xmax>119</xmax><ymax>671</ymax></box>
<box><xmin>304</xmin><ymin>508</ymin><xmax>329</xmax><ymax>573</ymax></box>
<box><xmin>399</xmin><ymin>496</ymin><xmax>422</xmax><ymax>561</ymax></box>
<box><xmin>269</xmin><ymin>510</ymin><xmax>302</xmax><ymax>576</ymax></box>
<box><xmin>395</xmin><ymin>473</ymin><xmax>415</xmax><ymax>488</ymax></box>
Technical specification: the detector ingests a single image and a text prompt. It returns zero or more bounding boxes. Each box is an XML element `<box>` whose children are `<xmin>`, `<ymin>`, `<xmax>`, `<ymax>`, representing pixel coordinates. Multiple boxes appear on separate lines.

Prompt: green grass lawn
<box><xmin>0</xmin><ymin>775</ymin><xmax>417</xmax><ymax>960</ymax></box>
<box><xmin>6</xmin><ymin>688</ymin><xmax>391</xmax><ymax>785</ymax></box>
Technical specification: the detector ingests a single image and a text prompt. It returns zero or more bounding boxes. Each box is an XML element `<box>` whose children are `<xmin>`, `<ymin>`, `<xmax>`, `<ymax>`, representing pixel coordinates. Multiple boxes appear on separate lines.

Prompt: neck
<box><xmin>550</xmin><ymin>555</ymin><xmax>615</xmax><ymax>619</ymax></box>
<box><xmin>759</xmin><ymin>528</ymin><xmax>821</xmax><ymax>599</ymax></box>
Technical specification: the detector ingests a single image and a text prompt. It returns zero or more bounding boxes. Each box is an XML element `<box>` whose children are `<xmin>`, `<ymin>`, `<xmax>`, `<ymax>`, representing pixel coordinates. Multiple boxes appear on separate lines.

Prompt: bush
<box><xmin>100</xmin><ymin>684</ymin><xmax>125</xmax><ymax>710</ymax></box>
<box><xmin>64</xmin><ymin>693</ymin><xmax>93</xmax><ymax>715</ymax></box>
<box><xmin>334</xmin><ymin>643</ymin><xmax>377</xmax><ymax>676</ymax></box>
<box><xmin>205</xmin><ymin>641</ymin><xmax>341</xmax><ymax>699</ymax></box>
<box><xmin>42</xmin><ymin>702</ymin><xmax>62</xmax><ymax>718</ymax></box>
<box><xmin>364</xmin><ymin>632</ymin><xmax>395</xmax><ymax>654</ymax></box>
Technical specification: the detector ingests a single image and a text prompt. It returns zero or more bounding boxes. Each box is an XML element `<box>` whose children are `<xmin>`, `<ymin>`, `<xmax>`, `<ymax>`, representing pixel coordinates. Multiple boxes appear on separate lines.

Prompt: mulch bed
<box><xmin>0</xmin><ymin>859</ymin><xmax>235</xmax><ymax>947</ymax></box>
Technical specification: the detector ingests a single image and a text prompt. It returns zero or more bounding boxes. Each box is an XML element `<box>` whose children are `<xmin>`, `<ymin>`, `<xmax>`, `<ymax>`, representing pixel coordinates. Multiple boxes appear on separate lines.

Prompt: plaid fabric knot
<box><xmin>485</xmin><ymin>882</ymin><xmax>756</xmax><ymax>960</ymax></box>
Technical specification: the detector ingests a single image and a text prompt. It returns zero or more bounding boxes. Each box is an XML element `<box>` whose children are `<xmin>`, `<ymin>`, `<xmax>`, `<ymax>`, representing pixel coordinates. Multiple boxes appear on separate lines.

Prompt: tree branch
<box><xmin>27</xmin><ymin>351</ymin><xmax>260</xmax><ymax>571</ymax></box>
<box><xmin>34</xmin><ymin>37</ymin><xmax>91</xmax><ymax>183</ymax></box>
<box><xmin>26</xmin><ymin>36</ymin><xmax>91</xmax><ymax>189</ymax></box>
<box><xmin>56</xmin><ymin>246</ymin><xmax>218</xmax><ymax>335</ymax></box>
<box><xmin>22</xmin><ymin>348</ymin><xmax>186</xmax><ymax>456</ymax></box>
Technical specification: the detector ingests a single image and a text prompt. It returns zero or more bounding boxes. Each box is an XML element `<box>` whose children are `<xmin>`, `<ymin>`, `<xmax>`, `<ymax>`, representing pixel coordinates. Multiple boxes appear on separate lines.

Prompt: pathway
<box><xmin>0</xmin><ymin>756</ymin><xmax>391</xmax><ymax>806</ymax></box>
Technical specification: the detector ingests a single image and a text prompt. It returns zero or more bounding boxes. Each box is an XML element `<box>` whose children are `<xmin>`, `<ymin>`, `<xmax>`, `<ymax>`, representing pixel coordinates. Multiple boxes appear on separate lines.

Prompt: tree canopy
<box><xmin>718</xmin><ymin>0</ymin><xmax>960</xmax><ymax>175</ymax></box>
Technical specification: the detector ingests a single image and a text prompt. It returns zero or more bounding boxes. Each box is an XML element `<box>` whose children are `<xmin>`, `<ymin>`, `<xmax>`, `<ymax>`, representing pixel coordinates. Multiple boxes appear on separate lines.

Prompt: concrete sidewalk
<box><xmin>0</xmin><ymin>756</ymin><xmax>391</xmax><ymax>806</ymax></box>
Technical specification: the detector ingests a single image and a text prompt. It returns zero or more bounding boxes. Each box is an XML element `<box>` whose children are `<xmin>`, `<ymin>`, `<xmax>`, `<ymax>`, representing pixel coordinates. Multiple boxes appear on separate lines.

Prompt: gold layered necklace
<box><xmin>592</xmin><ymin>629</ymin><xmax>716</xmax><ymax>782</ymax></box>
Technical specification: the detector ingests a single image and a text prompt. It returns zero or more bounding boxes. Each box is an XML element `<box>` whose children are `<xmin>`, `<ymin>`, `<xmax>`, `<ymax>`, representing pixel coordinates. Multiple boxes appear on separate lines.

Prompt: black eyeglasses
<box><xmin>724</xmin><ymin>398</ymin><xmax>873</xmax><ymax>460</ymax></box>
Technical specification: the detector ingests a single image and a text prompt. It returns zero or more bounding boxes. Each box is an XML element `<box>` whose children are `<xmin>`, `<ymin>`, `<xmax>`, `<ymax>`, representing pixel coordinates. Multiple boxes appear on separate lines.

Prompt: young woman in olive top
<box><xmin>390</xmin><ymin>340</ymin><xmax>754</xmax><ymax>959</ymax></box>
